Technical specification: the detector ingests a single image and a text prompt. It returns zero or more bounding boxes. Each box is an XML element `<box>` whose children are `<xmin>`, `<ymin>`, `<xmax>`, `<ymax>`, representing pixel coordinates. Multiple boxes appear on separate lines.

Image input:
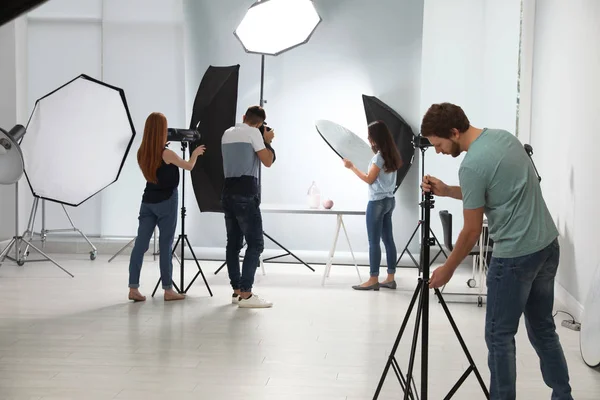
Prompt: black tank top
<box><xmin>142</xmin><ymin>150</ymin><xmax>179</xmax><ymax>204</ymax></box>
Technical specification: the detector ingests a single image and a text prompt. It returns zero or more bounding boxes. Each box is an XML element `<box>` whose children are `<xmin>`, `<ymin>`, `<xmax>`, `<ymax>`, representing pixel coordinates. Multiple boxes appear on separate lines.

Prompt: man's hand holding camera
<box><xmin>263</xmin><ymin>128</ymin><xmax>275</xmax><ymax>145</ymax></box>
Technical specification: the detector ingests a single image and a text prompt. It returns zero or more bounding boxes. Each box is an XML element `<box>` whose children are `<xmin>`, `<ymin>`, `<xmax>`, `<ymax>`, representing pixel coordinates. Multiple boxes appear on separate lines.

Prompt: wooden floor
<box><xmin>0</xmin><ymin>252</ymin><xmax>598</xmax><ymax>399</ymax></box>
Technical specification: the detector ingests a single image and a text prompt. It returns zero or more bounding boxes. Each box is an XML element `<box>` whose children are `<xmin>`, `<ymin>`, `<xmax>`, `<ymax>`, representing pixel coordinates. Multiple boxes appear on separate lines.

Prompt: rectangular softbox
<box><xmin>189</xmin><ymin>65</ymin><xmax>240</xmax><ymax>213</ymax></box>
<box><xmin>1</xmin><ymin>0</ymin><xmax>49</xmax><ymax>27</ymax></box>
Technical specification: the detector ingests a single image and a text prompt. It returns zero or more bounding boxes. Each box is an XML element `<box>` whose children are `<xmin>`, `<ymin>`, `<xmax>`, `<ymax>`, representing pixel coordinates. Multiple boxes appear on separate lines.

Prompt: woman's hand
<box><xmin>343</xmin><ymin>158</ymin><xmax>354</xmax><ymax>169</ymax></box>
<box><xmin>192</xmin><ymin>145</ymin><xmax>206</xmax><ymax>158</ymax></box>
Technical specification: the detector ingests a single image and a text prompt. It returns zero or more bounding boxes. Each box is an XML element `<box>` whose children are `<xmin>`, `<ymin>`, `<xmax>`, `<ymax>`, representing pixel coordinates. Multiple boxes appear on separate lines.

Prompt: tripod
<box><xmin>397</xmin><ymin>145</ymin><xmax>448</xmax><ymax>271</ymax></box>
<box><xmin>0</xmin><ymin>182</ymin><xmax>73</xmax><ymax>277</ymax></box>
<box><xmin>373</xmin><ymin>190</ymin><xmax>489</xmax><ymax>400</ymax></box>
<box><xmin>151</xmin><ymin>141</ymin><xmax>213</xmax><ymax>297</ymax></box>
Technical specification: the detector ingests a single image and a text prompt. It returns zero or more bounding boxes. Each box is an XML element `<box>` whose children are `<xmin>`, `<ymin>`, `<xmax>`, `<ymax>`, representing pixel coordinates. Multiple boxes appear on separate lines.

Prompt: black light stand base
<box><xmin>373</xmin><ymin>191</ymin><xmax>489</xmax><ymax>400</ymax></box>
<box><xmin>151</xmin><ymin>233</ymin><xmax>213</xmax><ymax>297</ymax></box>
<box><xmin>396</xmin><ymin>220</ymin><xmax>447</xmax><ymax>271</ymax></box>
<box><xmin>213</xmin><ymin>232</ymin><xmax>315</xmax><ymax>275</ymax></box>
<box><xmin>150</xmin><ymin>141</ymin><xmax>213</xmax><ymax>298</ymax></box>
<box><xmin>0</xmin><ymin>235</ymin><xmax>74</xmax><ymax>277</ymax></box>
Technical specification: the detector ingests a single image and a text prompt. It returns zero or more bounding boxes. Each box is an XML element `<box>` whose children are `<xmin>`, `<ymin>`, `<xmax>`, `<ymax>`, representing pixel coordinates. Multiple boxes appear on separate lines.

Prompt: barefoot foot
<box><xmin>164</xmin><ymin>289</ymin><xmax>186</xmax><ymax>301</ymax></box>
<box><xmin>128</xmin><ymin>289</ymin><xmax>146</xmax><ymax>302</ymax></box>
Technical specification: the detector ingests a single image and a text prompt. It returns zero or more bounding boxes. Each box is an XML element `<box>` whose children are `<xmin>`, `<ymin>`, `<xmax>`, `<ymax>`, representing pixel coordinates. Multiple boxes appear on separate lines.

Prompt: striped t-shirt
<box><xmin>221</xmin><ymin>123</ymin><xmax>266</xmax><ymax>195</ymax></box>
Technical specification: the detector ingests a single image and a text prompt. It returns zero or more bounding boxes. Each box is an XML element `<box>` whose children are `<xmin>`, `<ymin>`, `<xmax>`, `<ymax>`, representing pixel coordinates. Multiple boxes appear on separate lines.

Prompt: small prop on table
<box><xmin>307</xmin><ymin>181</ymin><xmax>321</xmax><ymax>209</ymax></box>
<box><xmin>322</xmin><ymin>199</ymin><xmax>334</xmax><ymax>209</ymax></box>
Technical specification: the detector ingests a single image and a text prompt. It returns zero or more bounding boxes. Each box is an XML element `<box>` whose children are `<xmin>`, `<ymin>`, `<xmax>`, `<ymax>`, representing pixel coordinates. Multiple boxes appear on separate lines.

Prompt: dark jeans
<box><xmin>128</xmin><ymin>190</ymin><xmax>178</xmax><ymax>290</ymax></box>
<box><xmin>366</xmin><ymin>197</ymin><xmax>397</xmax><ymax>277</ymax></box>
<box><xmin>485</xmin><ymin>238</ymin><xmax>573</xmax><ymax>400</ymax></box>
<box><xmin>222</xmin><ymin>193</ymin><xmax>264</xmax><ymax>292</ymax></box>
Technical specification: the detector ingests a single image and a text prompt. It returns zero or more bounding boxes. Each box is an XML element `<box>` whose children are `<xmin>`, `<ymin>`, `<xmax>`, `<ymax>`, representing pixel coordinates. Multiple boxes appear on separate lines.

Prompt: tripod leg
<box><xmin>214</xmin><ymin>261</ymin><xmax>227</xmax><ymax>275</ymax></box>
<box><xmin>152</xmin><ymin>236</ymin><xmax>182</xmax><ymax>297</ymax></box>
<box><xmin>21</xmin><ymin>239</ymin><xmax>74</xmax><ymax>277</ymax></box>
<box><xmin>373</xmin><ymin>280</ymin><xmax>422</xmax><ymax>400</ymax></box>
<box><xmin>396</xmin><ymin>222</ymin><xmax>421</xmax><ymax>268</ymax></box>
<box><xmin>263</xmin><ymin>232</ymin><xmax>315</xmax><ymax>272</ymax></box>
<box><xmin>108</xmin><ymin>237</ymin><xmax>136</xmax><ymax>263</ymax></box>
<box><xmin>403</xmin><ymin>282</ymin><xmax>426</xmax><ymax>400</ymax></box>
<box><xmin>434</xmin><ymin>288</ymin><xmax>490</xmax><ymax>399</ymax></box>
<box><xmin>0</xmin><ymin>238</ymin><xmax>16</xmax><ymax>266</ymax></box>
<box><xmin>183</xmin><ymin>236</ymin><xmax>213</xmax><ymax>297</ymax></box>
<box><xmin>390</xmin><ymin>359</ymin><xmax>417</xmax><ymax>400</ymax></box>
<box><xmin>430</xmin><ymin>228</ymin><xmax>448</xmax><ymax>259</ymax></box>
<box><xmin>214</xmin><ymin>241</ymin><xmax>247</xmax><ymax>275</ymax></box>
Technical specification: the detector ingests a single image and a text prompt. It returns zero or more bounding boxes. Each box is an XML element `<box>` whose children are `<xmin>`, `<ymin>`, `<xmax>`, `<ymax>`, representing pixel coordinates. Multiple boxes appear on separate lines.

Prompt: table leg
<box><xmin>322</xmin><ymin>215</ymin><xmax>342</xmax><ymax>286</ymax></box>
<box><xmin>340</xmin><ymin>215</ymin><xmax>361</xmax><ymax>282</ymax></box>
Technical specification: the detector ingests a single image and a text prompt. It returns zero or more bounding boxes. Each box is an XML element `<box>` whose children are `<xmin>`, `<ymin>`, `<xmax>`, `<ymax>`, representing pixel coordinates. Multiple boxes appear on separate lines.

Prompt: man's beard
<box><xmin>451</xmin><ymin>141</ymin><xmax>461</xmax><ymax>157</ymax></box>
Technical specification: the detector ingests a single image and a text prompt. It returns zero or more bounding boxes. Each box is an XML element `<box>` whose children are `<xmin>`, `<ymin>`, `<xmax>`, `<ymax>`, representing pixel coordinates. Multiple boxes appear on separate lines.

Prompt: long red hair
<box><xmin>138</xmin><ymin>112</ymin><xmax>167</xmax><ymax>184</ymax></box>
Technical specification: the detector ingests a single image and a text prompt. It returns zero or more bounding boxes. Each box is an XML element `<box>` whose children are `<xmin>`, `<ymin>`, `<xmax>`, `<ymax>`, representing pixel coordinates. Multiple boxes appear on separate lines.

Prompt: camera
<box><xmin>258</xmin><ymin>122</ymin><xmax>276</xmax><ymax>162</ymax></box>
<box><xmin>258</xmin><ymin>123</ymin><xmax>272</xmax><ymax>136</ymax></box>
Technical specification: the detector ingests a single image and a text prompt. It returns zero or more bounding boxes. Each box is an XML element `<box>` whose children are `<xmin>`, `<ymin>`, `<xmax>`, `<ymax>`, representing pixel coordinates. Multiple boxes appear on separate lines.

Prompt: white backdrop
<box><xmin>0</xmin><ymin>0</ymin><xmax>523</xmax><ymax>268</ymax></box>
<box><xmin>181</xmin><ymin>0</ymin><xmax>424</xmax><ymax>259</ymax></box>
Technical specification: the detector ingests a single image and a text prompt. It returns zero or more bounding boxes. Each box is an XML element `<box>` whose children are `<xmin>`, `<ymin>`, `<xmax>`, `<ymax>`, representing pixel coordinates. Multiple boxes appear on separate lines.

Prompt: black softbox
<box><xmin>189</xmin><ymin>65</ymin><xmax>240</xmax><ymax>213</ymax></box>
<box><xmin>362</xmin><ymin>95</ymin><xmax>416</xmax><ymax>192</ymax></box>
<box><xmin>1</xmin><ymin>0</ymin><xmax>49</xmax><ymax>27</ymax></box>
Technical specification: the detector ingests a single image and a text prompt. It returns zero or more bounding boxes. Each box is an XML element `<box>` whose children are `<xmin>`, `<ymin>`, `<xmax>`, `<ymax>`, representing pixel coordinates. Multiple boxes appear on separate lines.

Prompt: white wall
<box><xmin>99</xmin><ymin>0</ymin><xmax>186</xmax><ymax>237</ymax></box>
<box><xmin>182</xmin><ymin>0</ymin><xmax>424</xmax><ymax>259</ymax></box>
<box><xmin>420</xmin><ymin>0</ymin><xmax>521</xmax><ymax>243</ymax></box>
<box><xmin>528</xmin><ymin>0</ymin><xmax>600</xmax><ymax>311</ymax></box>
<box><xmin>0</xmin><ymin>21</ymin><xmax>19</xmax><ymax>241</ymax></box>
<box><xmin>3</xmin><ymin>0</ymin><xmax>186</xmax><ymax>242</ymax></box>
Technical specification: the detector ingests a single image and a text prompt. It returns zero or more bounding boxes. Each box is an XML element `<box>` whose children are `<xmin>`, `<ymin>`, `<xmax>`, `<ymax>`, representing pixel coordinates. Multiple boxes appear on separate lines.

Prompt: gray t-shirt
<box><xmin>459</xmin><ymin>128</ymin><xmax>558</xmax><ymax>258</ymax></box>
<box><xmin>368</xmin><ymin>152</ymin><xmax>396</xmax><ymax>201</ymax></box>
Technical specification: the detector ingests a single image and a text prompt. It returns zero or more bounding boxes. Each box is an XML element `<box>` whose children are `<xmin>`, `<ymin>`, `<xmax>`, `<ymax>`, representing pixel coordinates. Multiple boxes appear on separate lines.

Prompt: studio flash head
<box><xmin>167</xmin><ymin>128</ymin><xmax>201</xmax><ymax>142</ymax></box>
<box><xmin>414</xmin><ymin>134</ymin><xmax>432</xmax><ymax>149</ymax></box>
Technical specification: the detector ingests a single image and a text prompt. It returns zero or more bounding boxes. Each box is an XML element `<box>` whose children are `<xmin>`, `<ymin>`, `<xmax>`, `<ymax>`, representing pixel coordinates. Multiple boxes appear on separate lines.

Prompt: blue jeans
<box><xmin>366</xmin><ymin>197</ymin><xmax>397</xmax><ymax>277</ymax></box>
<box><xmin>128</xmin><ymin>190</ymin><xmax>178</xmax><ymax>290</ymax></box>
<box><xmin>222</xmin><ymin>193</ymin><xmax>264</xmax><ymax>292</ymax></box>
<box><xmin>485</xmin><ymin>238</ymin><xmax>573</xmax><ymax>400</ymax></box>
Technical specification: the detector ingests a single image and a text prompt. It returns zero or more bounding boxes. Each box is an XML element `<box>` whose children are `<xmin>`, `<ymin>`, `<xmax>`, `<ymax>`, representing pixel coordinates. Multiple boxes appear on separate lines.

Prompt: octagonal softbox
<box><xmin>362</xmin><ymin>95</ymin><xmax>416</xmax><ymax>191</ymax></box>
<box><xmin>189</xmin><ymin>65</ymin><xmax>240</xmax><ymax>213</ymax></box>
<box><xmin>20</xmin><ymin>74</ymin><xmax>135</xmax><ymax>206</ymax></box>
<box><xmin>234</xmin><ymin>0</ymin><xmax>322</xmax><ymax>56</ymax></box>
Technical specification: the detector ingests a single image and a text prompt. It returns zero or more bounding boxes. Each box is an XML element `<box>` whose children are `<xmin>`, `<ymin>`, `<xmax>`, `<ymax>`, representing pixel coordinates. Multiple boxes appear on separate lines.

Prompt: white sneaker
<box><xmin>238</xmin><ymin>294</ymin><xmax>273</xmax><ymax>308</ymax></box>
<box><xmin>232</xmin><ymin>294</ymin><xmax>240</xmax><ymax>304</ymax></box>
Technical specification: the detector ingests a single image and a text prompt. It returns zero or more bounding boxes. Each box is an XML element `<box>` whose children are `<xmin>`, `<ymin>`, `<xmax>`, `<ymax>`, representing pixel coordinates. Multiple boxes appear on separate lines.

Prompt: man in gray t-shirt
<box><xmin>420</xmin><ymin>103</ymin><xmax>572</xmax><ymax>400</ymax></box>
<box><xmin>221</xmin><ymin>105</ymin><xmax>275</xmax><ymax>309</ymax></box>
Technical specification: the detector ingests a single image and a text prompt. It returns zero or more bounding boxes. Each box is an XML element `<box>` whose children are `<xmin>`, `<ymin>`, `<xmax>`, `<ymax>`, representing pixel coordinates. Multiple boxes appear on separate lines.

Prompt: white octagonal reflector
<box><xmin>234</xmin><ymin>0</ymin><xmax>322</xmax><ymax>56</ymax></box>
<box><xmin>20</xmin><ymin>74</ymin><xmax>135</xmax><ymax>206</ymax></box>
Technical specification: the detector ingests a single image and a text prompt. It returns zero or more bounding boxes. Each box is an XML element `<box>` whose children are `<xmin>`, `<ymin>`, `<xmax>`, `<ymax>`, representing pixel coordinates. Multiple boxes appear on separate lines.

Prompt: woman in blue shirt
<box><xmin>343</xmin><ymin>120</ymin><xmax>403</xmax><ymax>290</ymax></box>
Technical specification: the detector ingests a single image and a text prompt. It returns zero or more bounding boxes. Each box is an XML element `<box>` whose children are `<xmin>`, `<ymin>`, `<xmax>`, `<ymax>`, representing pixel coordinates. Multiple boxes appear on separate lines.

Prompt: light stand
<box><xmin>396</xmin><ymin>142</ymin><xmax>448</xmax><ymax>271</ymax></box>
<box><xmin>0</xmin><ymin>125</ymin><xmax>72</xmax><ymax>277</ymax></box>
<box><xmin>108</xmin><ymin>229</ymin><xmax>163</xmax><ymax>263</ymax></box>
<box><xmin>0</xmin><ymin>182</ymin><xmax>72</xmax><ymax>277</ymax></box>
<box><xmin>373</xmin><ymin>190</ymin><xmax>490</xmax><ymax>400</ymax></box>
<box><xmin>151</xmin><ymin>141</ymin><xmax>213</xmax><ymax>297</ymax></box>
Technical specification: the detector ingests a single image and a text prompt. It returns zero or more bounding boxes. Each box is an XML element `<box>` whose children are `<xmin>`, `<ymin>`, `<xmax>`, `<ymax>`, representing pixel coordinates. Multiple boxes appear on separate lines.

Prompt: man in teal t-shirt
<box><xmin>420</xmin><ymin>103</ymin><xmax>572</xmax><ymax>400</ymax></box>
